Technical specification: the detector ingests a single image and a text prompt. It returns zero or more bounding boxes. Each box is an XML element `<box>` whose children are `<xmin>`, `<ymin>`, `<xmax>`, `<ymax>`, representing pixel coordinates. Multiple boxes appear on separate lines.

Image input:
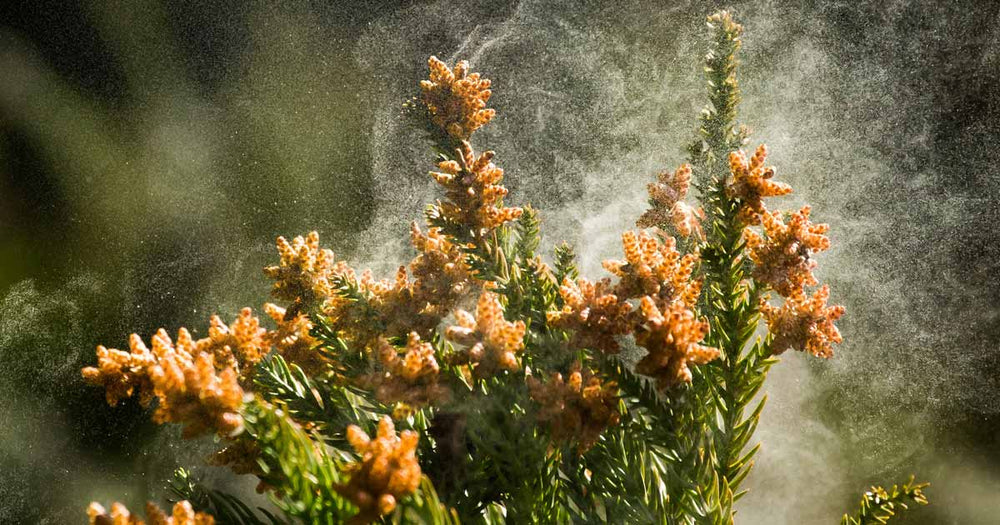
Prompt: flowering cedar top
<box><xmin>77</xmin><ymin>14</ymin><xmax>868</xmax><ymax>523</ymax></box>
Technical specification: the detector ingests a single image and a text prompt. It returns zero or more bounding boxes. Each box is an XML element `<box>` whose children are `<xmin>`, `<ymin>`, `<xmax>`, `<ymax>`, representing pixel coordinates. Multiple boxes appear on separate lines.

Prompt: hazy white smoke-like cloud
<box><xmin>354</xmin><ymin>1</ymin><xmax>1000</xmax><ymax>522</ymax></box>
<box><xmin>2</xmin><ymin>0</ymin><xmax>997</xmax><ymax>522</ymax></box>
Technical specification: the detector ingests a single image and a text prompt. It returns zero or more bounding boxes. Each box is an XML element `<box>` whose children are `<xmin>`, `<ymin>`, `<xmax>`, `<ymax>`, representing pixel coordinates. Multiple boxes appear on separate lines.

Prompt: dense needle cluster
<box><xmin>420</xmin><ymin>56</ymin><xmax>496</xmax><ymax>140</ymax></box>
<box><xmin>338</xmin><ymin>417</ymin><xmax>422</xmax><ymax>518</ymax></box>
<box><xmin>87</xmin><ymin>501</ymin><xmax>214</xmax><ymax>525</ymax></box>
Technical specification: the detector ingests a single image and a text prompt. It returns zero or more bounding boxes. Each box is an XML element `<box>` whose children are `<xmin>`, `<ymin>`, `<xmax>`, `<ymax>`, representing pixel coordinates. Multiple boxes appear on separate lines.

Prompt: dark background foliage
<box><xmin>1</xmin><ymin>0</ymin><xmax>997</xmax><ymax>522</ymax></box>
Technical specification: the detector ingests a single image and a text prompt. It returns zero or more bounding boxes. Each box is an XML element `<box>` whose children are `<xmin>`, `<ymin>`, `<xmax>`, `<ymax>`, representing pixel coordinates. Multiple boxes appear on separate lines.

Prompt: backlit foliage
<box><xmin>81</xmin><ymin>10</ymin><xmax>926</xmax><ymax>524</ymax></box>
<box><xmin>841</xmin><ymin>476</ymin><xmax>929</xmax><ymax>525</ymax></box>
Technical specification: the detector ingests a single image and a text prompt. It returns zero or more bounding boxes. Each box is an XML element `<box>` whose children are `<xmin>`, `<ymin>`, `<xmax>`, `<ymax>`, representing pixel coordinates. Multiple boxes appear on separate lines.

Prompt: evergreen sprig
<box><xmin>684</xmin><ymin>12</ymin><xmax>776</xmax><ymax>518</ymax></box>
<box><xmin>168</xmin><ymin>468</ymin><xmax>283</xmax><ymax>525</ymax></box>
<box><xmin>241</xmin><ymin>399</ymin><xmax>358</xmax><ymax>523</ymax></box>
<box><xmin>254</xmin><ymin>354</ymin><xmax>385</xmax><ymax>449</ymax></box>
<box><xmin>840</xmin><ymin>476</ymin><xmax>930</xmax><ymax>525</ymax></box>
<box><xmin>552</xmin><ymin>242</ymin><xmax>579</xmax><ymax>286</ymax></box>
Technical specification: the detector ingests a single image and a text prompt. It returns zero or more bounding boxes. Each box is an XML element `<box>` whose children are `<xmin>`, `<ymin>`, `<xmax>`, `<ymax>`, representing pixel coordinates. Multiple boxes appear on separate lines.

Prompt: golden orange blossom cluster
<box><xmin>338</xmin><ymin>417</ymin><xmax>422</xmax><ymax>519</ymax></box>
<box><xmin>745</xmin><ymin>205</ymin><xmax>831</xmax><ymax>297</ymax></box>
<box><xmin>370</xmin><ymin>333</ymin><xmax>449</xmax><ymax>407</ymax></box>
<box><xmin>268</xmin><ymin>228</ymin><xmax>473</xmax><ymax>355</ymax></box>
<box><xmin>445</xmin><ymin>290</ymin><xmax>527</xmax><ymax>376</ymax></box>
<box><xmin>87</xmin><ymin>501</ymin><xmax>214</xmax><ymax>525</ymax></box>
<box><xmin>636</xmin><ymin>163</ymin><xmax>706</xmax><ymax>239</ymax></box>
<box><xmin>725</xmin><ymin>144</ymin><xmax>845</xmax><ymax>358</ymax></box>
<box><xmin>82</xmin><ymin>326</ymin><xmax>244</xmax><ymax>438</ymax></box>
<box><xmin>409</xmin><ymin>222</ymin><xmax>474</xmax><ymax>318</ymax></box>
<box><xmin>420</xmin><ymin>56</ymin><xmax>496</xmax><ymax>140</ymax></box>
<box><xmin>603</xmin><ymin>230</ymin><xmax>702</xmax><ymax>310</ymax></box>
<box><xmin>727</xmin><ymin>144</ymin><xmax>793</xmax><ymax>225</ymax></box>
<box><xmin>264</xmin><ymin>231</ymin><xmax>347</xmax><ymax>313</ymax></box>
<box><xmin>262</xmin><ymin>302</ymin><xmax>322</xmax><ymax>375</ymax></box>
<box><xmin>429</xmin><ymin>140</ymin><xmax>523</xmax><ymax>239</ymax></box>
<box><xmin>634</xmin><ymin>297</ymin><xmax>720</xmax><ymax>388</ymax></box>
<box><xmin>761</xmin><ymin>285</ymin><xmax>845</xmax><ymax>358</ymax></box>
<box><xmin>197</xmin><ymin>307</ymin><xmax>267</xmax><ymax>379</ymax></box>
<box><xmin>546</xmin><ymin>228</ymin><xmax>715</xmax><ymax>391</ymax></box>
<box><xmin>547</xmin><ymin>277</ymin><xmax>632</xmax><ymax>355</ymax></box>
<box><xmin>528</xmin><ymin>366</ymin><xmax>621</xmax><ymax>454</ymax></box>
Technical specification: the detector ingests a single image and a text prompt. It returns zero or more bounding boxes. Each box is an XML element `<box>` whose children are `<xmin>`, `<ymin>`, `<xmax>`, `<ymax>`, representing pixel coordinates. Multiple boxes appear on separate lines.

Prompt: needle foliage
<box><xmin>80</xmin><ymin>11</ymin><xmax>928</xmax><ymax>525</ymax></box>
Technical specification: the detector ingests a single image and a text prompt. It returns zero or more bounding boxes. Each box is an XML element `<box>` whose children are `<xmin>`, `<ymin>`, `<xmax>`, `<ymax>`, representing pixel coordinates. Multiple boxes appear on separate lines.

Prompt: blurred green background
<box><xmin>2</xmin><ymin>0</ymin><xmax>998</xmax><ymax>523</ymax></box>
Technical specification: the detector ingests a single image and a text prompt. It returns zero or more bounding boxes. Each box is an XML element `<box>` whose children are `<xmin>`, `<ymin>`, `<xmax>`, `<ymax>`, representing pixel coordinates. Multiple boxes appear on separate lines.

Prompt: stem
<box><xmin>685</xmin><ymin>11</ymin><xmax>776</xmax><ymax>520</ymax></box>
